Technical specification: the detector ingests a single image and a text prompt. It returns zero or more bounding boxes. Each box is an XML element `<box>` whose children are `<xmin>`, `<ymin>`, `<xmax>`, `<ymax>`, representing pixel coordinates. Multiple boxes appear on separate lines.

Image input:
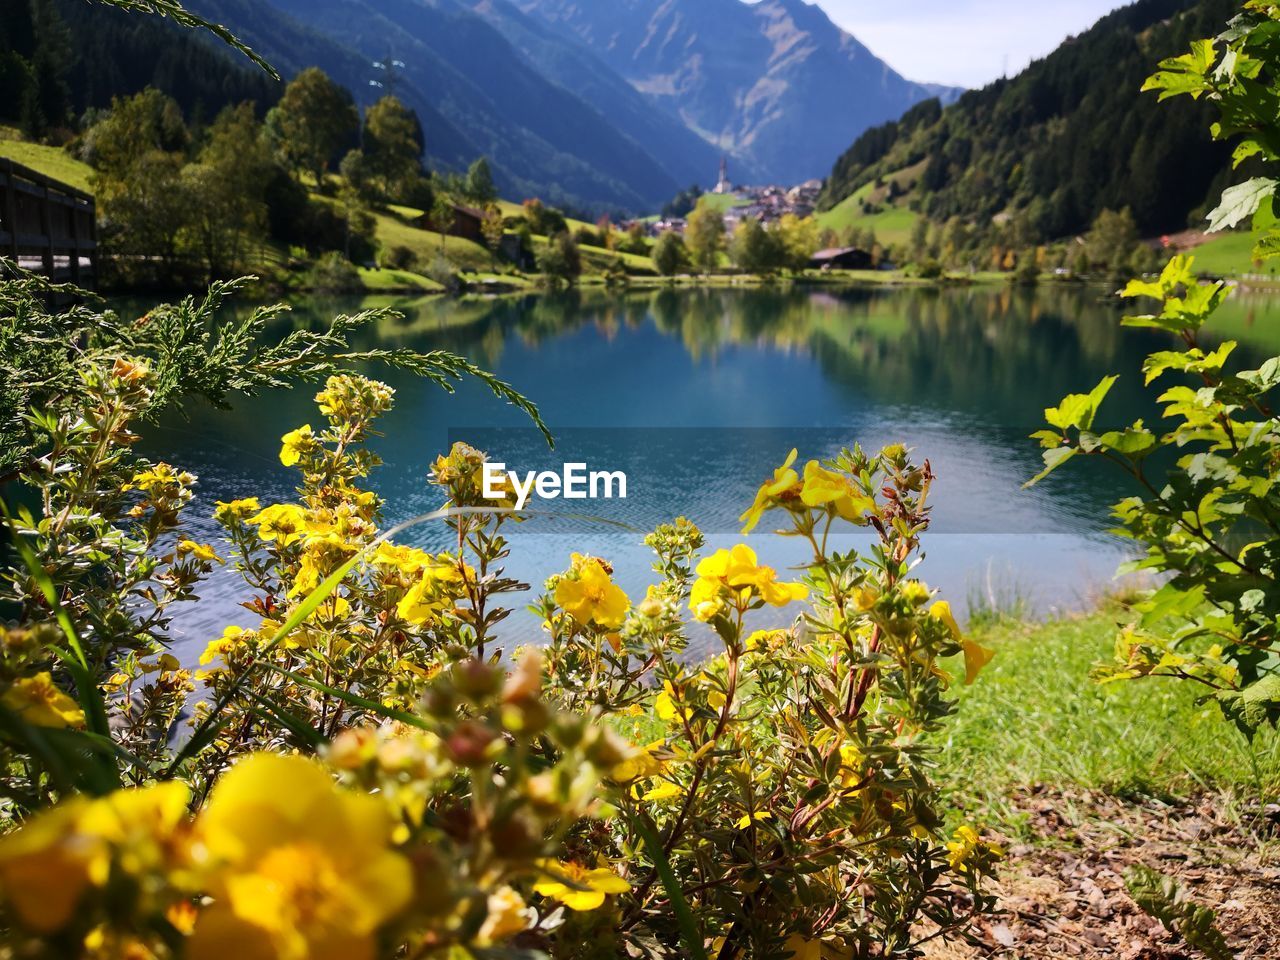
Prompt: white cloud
<box><xmin>816</xmin><ymin>0</ymin><xmax>1126</xmax><ymax>87</ymax></box>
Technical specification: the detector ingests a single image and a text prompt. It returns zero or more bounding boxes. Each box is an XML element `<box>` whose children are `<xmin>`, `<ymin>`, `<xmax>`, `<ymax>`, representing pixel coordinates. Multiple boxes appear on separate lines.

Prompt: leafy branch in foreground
<box><xmin>89</xmin><ymin>0</ymin><xmax>279</xmax><ymax>78</ymax></box>
<box><xmin>1144</xmin><ymin>1</ymin><xmax>1280</xmax><ymax>259</ymax></box>
<box><xmin>1029</xmin><ymin>255</ymin><xmax>1280</xmax><ymax>738</ymax></box>
<box><xmin>0</xmin><ymin>271</ymin><xmax>551</xmax><ymax>478</ymax></box>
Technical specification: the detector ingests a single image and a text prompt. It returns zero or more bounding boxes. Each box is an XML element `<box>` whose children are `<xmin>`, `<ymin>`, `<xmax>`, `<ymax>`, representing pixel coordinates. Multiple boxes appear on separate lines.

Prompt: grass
<box><xmin>356</xmin><ymin>266</ymin><xmax>443</xmax><ymax>293</ymax></box>
<box><xmin>1189</xmin><ymin>229</ymin><xmax>1266</xmax><ymax>278</ymax></box>
<box><xmin>817</xmin><ymin>186</ymin><xmax>920</xmax><ymax>247</ymax></box>
<box><xmin>699</xmin><ymin>192</ymin><xmax>751</xmax><ymax>215</ymax></box>
<box><xmin>370</xmin><ymin>207</ymin><xmax>494</xmax><ymax>273</ymax></box>
<box><xmin>0</xmin><ymin>135</ymin><xmax>95</xmax><ymax>194</ymax></box>
<box><xmin>936</xmin><ymin>611</ymin><xmax>1280</xmax><ymax>827</ymax></box>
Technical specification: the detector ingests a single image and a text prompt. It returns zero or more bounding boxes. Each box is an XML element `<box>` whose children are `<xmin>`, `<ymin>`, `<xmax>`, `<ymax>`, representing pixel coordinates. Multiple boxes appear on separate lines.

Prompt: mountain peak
<box><xmin>517</xmin><ymin>0</ymin><xmax>956</xmax><ymax>184</ymax></box>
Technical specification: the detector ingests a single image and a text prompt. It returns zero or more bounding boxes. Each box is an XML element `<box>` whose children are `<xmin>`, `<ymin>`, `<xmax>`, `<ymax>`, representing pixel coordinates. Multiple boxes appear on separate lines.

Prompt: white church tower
<box><xmin>713</xmin><ymin>156</ymin><xmax>732</xmax><ymax>195</ymax></box>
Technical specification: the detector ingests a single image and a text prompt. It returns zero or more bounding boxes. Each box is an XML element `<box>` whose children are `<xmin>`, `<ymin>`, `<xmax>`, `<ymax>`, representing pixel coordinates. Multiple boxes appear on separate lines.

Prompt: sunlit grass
<box><xmin>0</xmin><ymin>135</ymin><xmax>94</xmax><ymax>193</ymax></box>
<box><xmin>936</xmin><ymin>612</ymin><xmax>1280</xmax><ymax>825</ymax></box>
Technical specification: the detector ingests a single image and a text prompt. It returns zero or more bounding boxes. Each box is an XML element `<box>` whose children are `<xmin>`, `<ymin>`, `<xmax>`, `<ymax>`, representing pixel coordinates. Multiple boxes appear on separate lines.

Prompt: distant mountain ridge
<box><xmin>510</xmin><ymin>0</ymin><xmax>962</xmax><ymax>185</ymax></box>
<box><xmin>193</xmin><ymin>0</ymin><xmax>703</xmax><ymax>212</ymax></box>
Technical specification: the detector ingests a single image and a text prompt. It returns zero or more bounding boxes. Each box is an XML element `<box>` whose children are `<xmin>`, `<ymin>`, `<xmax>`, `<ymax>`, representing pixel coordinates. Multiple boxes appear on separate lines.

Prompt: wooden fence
<box><xmin>0</xmin><ymin>158</ymin><xmax>97</xmax><ymax>287</ymax></box>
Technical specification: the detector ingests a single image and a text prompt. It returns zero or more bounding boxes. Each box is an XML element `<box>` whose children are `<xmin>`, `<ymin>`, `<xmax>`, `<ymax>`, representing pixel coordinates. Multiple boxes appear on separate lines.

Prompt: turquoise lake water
<box><xmin>138</xmin><ymin>283</ymin><xmax>1280</xmax><ymax>656</ymax></box>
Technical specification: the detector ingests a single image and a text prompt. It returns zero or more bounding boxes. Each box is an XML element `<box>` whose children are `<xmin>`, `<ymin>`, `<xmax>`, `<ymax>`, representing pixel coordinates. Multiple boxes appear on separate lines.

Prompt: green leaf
<box><xmin>631</xmin><ymin>815</ymin><xmax>708</xmax><ymax>960</ymax></box>
<box><xmin>1233</xmin><ymin>139</ymin><xmax>1263</xmax><ymax>168</ymax></box>
<box><xmin>1142</xmin><ymin>39</ymin><xmax>1217</xmax><ymax>100</ymax></box>
<box><xmin>1043</xmin><ymin>376</ymin><xmax>1118</xmax><ymax>431</ymax></box>
<box><xmin>1024</xmin><ymin>446</ymin><xmax>1078</xmax><ymax>488</ymax></box>
<box><xmin>1206</xmin><ymin>177</ymin><xmax>1277</xmax><ymax>233</ymax></box>
<box><xmin>1125</xmin><ymin>866</ymin><xmax>1233</xmax><ymax>960</ymax></box>
<box><xmin>1217</xmin><ymin>674</ymin><xmax>1280</xmax><ymax>739</ymax></box>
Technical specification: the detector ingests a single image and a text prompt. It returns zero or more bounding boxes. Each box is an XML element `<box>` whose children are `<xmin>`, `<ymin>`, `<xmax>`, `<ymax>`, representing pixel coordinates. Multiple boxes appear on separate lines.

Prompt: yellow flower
<box><xmin>214</xmin><ymin>497</ymin><xmax>260</xmax><ymax>524</ymax></box>
<box><xmin>750</xmin><ymin>564</ymin><xmax>809</xmax><ymax>607</ymax></box>
<box><xmin>610</xmin><ymin>739</ymin><xmax>666</xmax><ymax>782</ymax></box>
<box><xmin>250</xmin><ymin>504</ymin><xmax>309</xmax><ymax>546</ymax></box>
<box><xmin>554</xmin><ymin>554</ymin><xmax>630</xmax><ymax>630</ymax></box>
<box><xmin>200</xmin><ymin>626</ymin><xmax>249</xmax><ymax>667</ymax></box>
<box><xmin>736</xmin><ymin>810</ymin><xmax>772</xmax><ymax>829</ymax></box>
<box><xmin>945</xmin><ymin>825</ymin><xmax>1002</xmax><ymax>874</ymax></box>
<box><xmin>800</xmin><ymin>461</ymin><xmax>873</xmax><ymax>524</ymax></box>
<box><xmin>930</xmin><ymin>601</ymin><xmax>995</xmax><ymax>684</ymax></box>
<box><xmin>641</xmin><ymin>780</ymin><xmax>682</xmax><ymax>802</ymax></box>
<box><xmin>652</xmin><ymin>682</ymin><xmax>687</xmax><ymax>723</ymax></box>
<box><xmin>190</xmin><ymin>753</ymin><xmax>412</xmax><ymax>960</ymax></box>
<box><xmin>371</xmin><ymin>542</ymin><xmax>434</xmax><ymax>575</ymax></box>
<box><xmin>690</xmin><ymin>544</ymin><xmax>806</xmax><ymax>617</ymax></box>
<box><xmin>477</xmin><ymin>885</ymin><xmax>529</xmax><ymax>945</ymax></box>
<box><xmin>740</xmin><ymin>449</ymin><xmax>801</xmax><ymax>534</ymax></box>
<box><xmin>177</xmin><ymin>540</ymin><xmax>223</xmax><ymax>564</ymax></box>
<box><xmin>0</xmin><ymin>782</ymin><xmax>190</xmax><ymax>934</ymax></box>
<box><xmin>279</xmin><ymin>425</ymin><xmax>315</xmax><ymax>467</ymax></box>
<box><xmin>533</xmin><ymin>859</ymin><xmax>630</xmax><ymax>911</ymax></box>
<box><xmin>397</xmin><ymin>556</ymin><xmax>474</xmax><ymax>626</ymax></box>
<box><xmin>2</xmin><ymin>673</ymin><xmax>85</xmax><ymax>729</ymax></box>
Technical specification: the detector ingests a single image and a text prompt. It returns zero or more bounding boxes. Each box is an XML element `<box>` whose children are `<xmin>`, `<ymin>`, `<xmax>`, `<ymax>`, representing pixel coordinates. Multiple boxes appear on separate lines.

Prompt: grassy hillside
<box><xmin>0</xmin><ymin>133</ymin><xmax>94</xmax><ymax>194</ymax></box>
<box><xmin>816</xmin><ymin>176</ymin><xmax>920</xmax><ymax>247</ymax></box>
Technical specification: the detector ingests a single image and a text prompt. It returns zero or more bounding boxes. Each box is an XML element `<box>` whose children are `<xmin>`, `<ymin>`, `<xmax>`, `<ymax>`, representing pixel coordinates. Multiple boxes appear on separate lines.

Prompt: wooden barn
<box><xmin>809</xmin><ymin>246</ymin><xmax>873</xmax><ymax>271</ymax></box>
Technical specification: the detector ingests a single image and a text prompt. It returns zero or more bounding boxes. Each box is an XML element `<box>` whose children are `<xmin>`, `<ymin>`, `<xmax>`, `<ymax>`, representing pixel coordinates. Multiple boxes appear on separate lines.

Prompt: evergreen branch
<box><xmin>89</xmin><ymin>0</ymin><xmax>280</xmax><ymax>79</ymax></box>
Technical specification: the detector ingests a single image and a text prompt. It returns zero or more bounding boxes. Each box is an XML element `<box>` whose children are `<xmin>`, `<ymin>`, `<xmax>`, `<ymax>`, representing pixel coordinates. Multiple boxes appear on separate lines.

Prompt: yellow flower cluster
<box><xmin>689</xmin><ymin>543</ymin><xmax>807</xmax><ymax>622</ymax></box>
<box><xmin>0</xmin><ymin>754</ymin><xmax>412</xmax><ymax>959</ymax></box>
<box><xmin>1</xmin><ymin>672</ymin><xmax>85</xmax><ymax>729</ymax></box>
<box><xmin>553</xmin><ymin>553</ymin><xmax>631</xmax><ymax>630</ymax></box>
<box><xmin>740</xmin><ymin>449</ymin><xmax>874</xmax><ymax>533</ymax></box>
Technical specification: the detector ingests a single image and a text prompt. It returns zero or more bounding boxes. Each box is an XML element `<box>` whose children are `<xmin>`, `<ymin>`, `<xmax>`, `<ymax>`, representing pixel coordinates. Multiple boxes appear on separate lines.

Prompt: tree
<box><xmin>85</xmin><ymin>89</ymin><xmax>192</xmax><ymax>272</ymax></box>
<box><xmin>431</xmin><ymin>195</ymin><xmax>456</xmax><ymax>255</ymax></box>
<box><xmin>685</xmin><ymin>201</ymin><xmax>725</xmax><ymax>273</ymax></box>
<box><xmin>363</xmin><ymin>95</ymin><xmax>424</xmax><ymax>199</ymax></box>
<box><xmin>481</xmin><ymin>203</ymin><xmax>506</xmax><ymax>266</ymax></box>
<box><xmin>182</xmin><ymin>103</ymin><xmax>273</xmax><ymax>279</ymax></box>
<box><xmin>1084</xmin><ymin>208</ymin><xmax>1139</xmax><ymax>276</ymax></box>
<box><xmin>81</xmin><ymin>87</ymin><xmax>189</xmax><ymax>174</ymax></box>
<box><xmin>464</xmin><ymin>157</ymin><xmax>497</xmax><ymax>205</ymax></box>
<box><xmin>266</xmin><ymin>67</ymin><xmax>358</xmax><ymax>188</ymax></box>
<box><xmin>652</xmin><ymin>231</ymin><xmax>689</xmax><ymax>277</ymax></box>
<box><xmin>537</xmin><ymin>231</ymin><xmax>581</xmax><ymax>288</ymax></box>
<box><xmin>774</xmin><ymin>214</ymin><xmax>820</xmax><ymax>272</ymax></box>
<box><xmin>730</xmin><ymin>217</ymin><xmax>781</xmax><ymax>274</ymax></box>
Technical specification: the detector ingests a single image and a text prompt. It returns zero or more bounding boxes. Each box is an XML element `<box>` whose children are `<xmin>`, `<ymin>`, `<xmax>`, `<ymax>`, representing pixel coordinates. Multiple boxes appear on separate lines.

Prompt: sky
<box><xmin>817</xmin><ymin>0</ymin><xmax>1129</xmax><ymax>88</ymax></box>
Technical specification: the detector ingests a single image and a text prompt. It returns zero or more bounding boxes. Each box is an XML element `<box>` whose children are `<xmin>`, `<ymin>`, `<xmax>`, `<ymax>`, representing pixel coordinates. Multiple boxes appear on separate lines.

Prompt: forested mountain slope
<box><xmin>820</xmin><ymin>0</ymin><xmax>1241</xmax><ymax>240</ymax></box>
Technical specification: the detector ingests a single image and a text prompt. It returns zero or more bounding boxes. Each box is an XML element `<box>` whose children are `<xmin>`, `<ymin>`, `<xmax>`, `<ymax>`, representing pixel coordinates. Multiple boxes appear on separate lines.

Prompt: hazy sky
<box><xmin>816</xmin><ymin>0</ymin><xmax>1127</xmax><ymax>88</ymax></box>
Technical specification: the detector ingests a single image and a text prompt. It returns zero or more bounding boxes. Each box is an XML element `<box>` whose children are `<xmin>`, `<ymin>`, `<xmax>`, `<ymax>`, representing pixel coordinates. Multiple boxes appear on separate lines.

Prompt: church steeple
<box><xmin>714</xmin><ymin>155</ymin><xmax>731</xmax><ymax>194</ymax></box>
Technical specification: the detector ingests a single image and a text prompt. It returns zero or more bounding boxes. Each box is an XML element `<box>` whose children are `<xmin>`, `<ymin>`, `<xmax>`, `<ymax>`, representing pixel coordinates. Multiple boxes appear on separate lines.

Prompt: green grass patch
<box><xmin>0</xmin><ymin>137</ymin><xmax>94</xmax><ymax>194</ymax></box>
<box><xmin>371</xmin><ymin>208</ymin><xmax>494</xmax><ymax>272</ymax></box>
<box><xmin>699</xmin><ymin>192</ymin><xmax>751</xmax><ymax>214</ymax></box>
<box><xmin>356</xmin><ymin>266</ymin><xmax>442</xmax><ymax>293</ymax></box>
<box><xmin>1189</xmin><ymin>230</ymin><xmax>1264</xmax><ymax>278</ymax></box>
<box><xmin>936</xmin><ymin>612</ymin><xmax>1280</xmax><ymax>826</ymax></box>
<box><xmin>817</xmin><ymin>191</ymin><xmax>919</xmax><ymax>247</ymax></box>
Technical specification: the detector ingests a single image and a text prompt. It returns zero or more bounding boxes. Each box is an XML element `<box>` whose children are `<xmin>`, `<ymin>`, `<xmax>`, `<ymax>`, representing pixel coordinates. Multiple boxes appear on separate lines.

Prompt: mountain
<box><xmin>0</xmin><ymin>0</ymin><xmax>278</xmax><ymax>136</ymax></box>
<box><xmin>510</xmin><ymin>0</ymin><xmax>961</xmax><ymax>186</ymax></box>
<box><xmin>820</xmin><ymin>0</ymin><xmax>1241</xmax><ymax>241</ymax></box>
<box><xmin>460</xmin><ymin>0</ymin><xmax>723</xmax><ymax>188</ymax></box>
<box><xmin>191</xmin><ymin>0</ymin><xmax>700</xmax><ymax>212</ymax></box>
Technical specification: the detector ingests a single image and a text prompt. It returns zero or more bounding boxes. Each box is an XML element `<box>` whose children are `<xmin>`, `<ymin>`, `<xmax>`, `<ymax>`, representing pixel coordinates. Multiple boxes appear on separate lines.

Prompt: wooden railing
<box><xmin>0</xmin><ymin>158</ymin><xmax>97</xmax><ymax>287</ymax></box>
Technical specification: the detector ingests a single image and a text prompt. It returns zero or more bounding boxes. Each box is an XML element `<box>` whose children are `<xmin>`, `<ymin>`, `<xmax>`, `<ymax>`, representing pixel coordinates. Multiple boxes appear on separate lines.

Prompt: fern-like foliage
<box><xmin>1125</xmin><ymin>865</ymin><xmax>1234</xmax><ymax>960</ymax></box>
<box><xmin>0</xmin><ymin>269</ymin><xmax>552</xmax><ymax>478</ymax></box>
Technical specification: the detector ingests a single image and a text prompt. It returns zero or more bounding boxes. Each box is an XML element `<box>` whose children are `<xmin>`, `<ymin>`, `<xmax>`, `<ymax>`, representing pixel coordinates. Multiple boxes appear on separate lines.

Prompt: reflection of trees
<box><xmin>220</xmin><ymin>284</ymin><xmax>1279</xmax><ymax>434</ymax></box>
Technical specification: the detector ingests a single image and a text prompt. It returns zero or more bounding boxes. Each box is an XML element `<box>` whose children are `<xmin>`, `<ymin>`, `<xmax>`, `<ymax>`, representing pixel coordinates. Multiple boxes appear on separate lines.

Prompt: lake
<box><xmin>139</xmin><ymin>282</ymin><xmax>1280</xmax><ymax>658</ymax></box>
